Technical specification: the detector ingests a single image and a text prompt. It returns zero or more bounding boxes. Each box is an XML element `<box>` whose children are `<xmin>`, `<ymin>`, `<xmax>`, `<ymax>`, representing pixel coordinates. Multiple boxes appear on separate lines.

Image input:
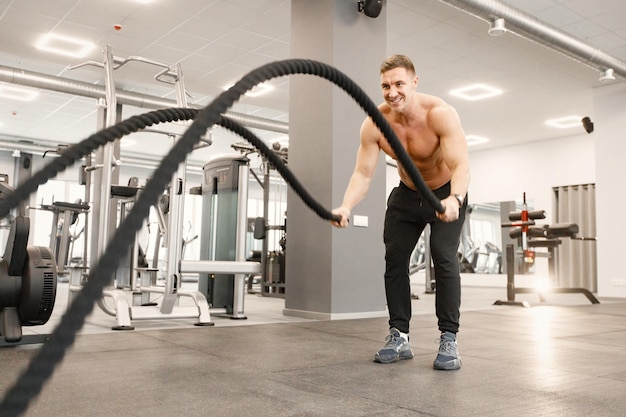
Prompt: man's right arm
<box><xmin>331</xmin><ymin>119</ymin><xmax>381</xmax><ymax>228</ymax></box>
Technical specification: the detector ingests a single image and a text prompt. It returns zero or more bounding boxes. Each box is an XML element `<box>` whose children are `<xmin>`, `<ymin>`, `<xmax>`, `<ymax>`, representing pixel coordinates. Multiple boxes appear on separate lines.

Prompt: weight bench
<box><xmin>496</xmin><ymin>217</ymin><xmax>599</xmax><ymax>307</ymax></box>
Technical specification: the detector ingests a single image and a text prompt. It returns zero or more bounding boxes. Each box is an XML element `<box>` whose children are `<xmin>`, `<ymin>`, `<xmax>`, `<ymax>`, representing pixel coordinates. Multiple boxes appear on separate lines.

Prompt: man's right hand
<box><xmin>331</xmin><ymin>207</ymin><xmax>351</xmax><ymax>228</ymax></box>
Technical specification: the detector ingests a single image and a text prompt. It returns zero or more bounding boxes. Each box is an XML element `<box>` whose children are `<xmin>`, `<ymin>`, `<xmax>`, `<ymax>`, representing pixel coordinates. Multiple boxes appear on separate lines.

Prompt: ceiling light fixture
<box><xmin>599</xmin><ymin>68</ymin><xmax>615</xmax><ymax>82</ymax></box>
<box><xmin>466</xmin><ymin>135</ymin><xmax>489</xmax><ymax>146</ymax></box>
<box><xmin>488</xmin><ymin>18</ymin><xmax>507</xmax><ymax>36</ymax></box>
<box><xmin>35</xmin><ymin>33</ymin><xmax>96</xmax><ymax>58</ymax></box>
<box><xmin>0</xmin><ymin>84</ymin><xmax>39</xmax><ymax>101</ymax></box>
<box><xmin>449</xmin><ymin>83</ymin><xmax>502</xmax><ymax>101</ymax></box>
<box><xmin>545</xmin><ymin>115</ymin><xmax>583</xmax><ymax>129</ymax></box>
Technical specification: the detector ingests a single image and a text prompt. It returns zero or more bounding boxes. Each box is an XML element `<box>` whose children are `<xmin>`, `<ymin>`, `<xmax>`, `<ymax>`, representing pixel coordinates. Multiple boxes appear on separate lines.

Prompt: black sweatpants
<box><xmin>383</xmin><ymin>181</ymin><xmax>467</xmax><ymax>334</ymax></box>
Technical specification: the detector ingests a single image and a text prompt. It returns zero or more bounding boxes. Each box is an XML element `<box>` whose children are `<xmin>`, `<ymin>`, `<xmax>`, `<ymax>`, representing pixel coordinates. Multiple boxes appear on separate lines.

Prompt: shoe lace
<box><xmin>438</xmin><ymin>339</ymin><xmax>456</xmax><ymax>355</ymax></box>
<box><xmin>384</xmin><ymin>333</ymin><xmax>402</xmax><ymax>349</ymax></box>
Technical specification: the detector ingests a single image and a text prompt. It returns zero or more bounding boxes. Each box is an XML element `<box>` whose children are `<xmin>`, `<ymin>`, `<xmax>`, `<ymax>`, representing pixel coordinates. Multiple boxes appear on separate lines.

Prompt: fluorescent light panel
<box><xmin>223</xmin><ymin>82</ymin><xmax>275</xmax><ymax>97</ymax></box>
<box><xmin>545</xmin><ymin>115</ymin><xmax>582</xmax><ymax>129</ymax></box>
<box><xmin>466</xmin><ymin>135</ymin><xmax>489</xmax><ymax>146</ymax></box>
<box><xmin>450</xmin><ymin>83</ymin><xmax>502</xmax><ymax>101</ymax></box>
<box><xmin>35</xmin><ymin>33</ymin><xmax>96</xmax><ymax>58</ymax></box>
<box><xmin>0</xmin><ymin>84</ymin><xmax>39</xmax><ymax>101</ymax></box>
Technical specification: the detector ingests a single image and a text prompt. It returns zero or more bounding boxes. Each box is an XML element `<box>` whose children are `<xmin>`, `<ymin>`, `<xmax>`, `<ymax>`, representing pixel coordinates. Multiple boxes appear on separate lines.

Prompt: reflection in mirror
<box><xmin>460</xmin><ymin>199</ymin><xmax>533</xmax><ymax>275</ymax></box>
<box><xmin>460</xmin><ymin>202</ymin><xmax>502</xmax><ymax>274</ymax></box>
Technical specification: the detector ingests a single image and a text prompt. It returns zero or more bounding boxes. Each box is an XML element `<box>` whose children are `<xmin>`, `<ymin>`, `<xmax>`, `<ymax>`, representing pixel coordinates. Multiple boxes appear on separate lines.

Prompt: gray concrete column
<box><xmin>284</xmin><ymin>0</ymin><xmax>388</xmax><ymax>319</ymax></box>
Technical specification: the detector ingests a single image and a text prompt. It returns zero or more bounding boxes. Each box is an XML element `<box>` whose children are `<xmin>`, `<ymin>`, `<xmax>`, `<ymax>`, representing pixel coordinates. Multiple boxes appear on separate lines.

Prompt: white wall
<box><xmin>467</xmin><ymin>134</ymin><xmax>596</xmax><ymax>216</ymax></box>
<box><xmin>594</xmin><ymin>83</ymin><xmax>626</xmax><ymax>298</ymax></box>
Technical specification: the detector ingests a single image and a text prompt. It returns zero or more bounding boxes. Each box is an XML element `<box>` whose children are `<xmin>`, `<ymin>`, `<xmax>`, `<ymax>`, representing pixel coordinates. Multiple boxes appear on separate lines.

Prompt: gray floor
<box><xmin>2</xmin><ymin>277</ymin><xmax>626</xmax><ymax>417</ymax></box>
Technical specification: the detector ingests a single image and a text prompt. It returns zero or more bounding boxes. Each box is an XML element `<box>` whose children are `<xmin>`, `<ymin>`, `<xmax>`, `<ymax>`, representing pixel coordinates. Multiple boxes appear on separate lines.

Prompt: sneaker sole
<box><xmin>374</xmin><ymin>350</ymin><xmax>414</xmax><ymax>364</ymax></box>
<box><xmin>433</xmin><ymin>358</ymin><xmax>461</xmax><ymax>370</ymax></box>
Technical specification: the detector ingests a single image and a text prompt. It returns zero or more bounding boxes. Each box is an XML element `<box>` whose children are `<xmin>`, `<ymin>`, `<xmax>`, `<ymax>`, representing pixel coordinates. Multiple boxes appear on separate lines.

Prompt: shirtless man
<box><xmin>332</xmin><ymin>54</ymin><xmax>470</xmax><ymax>370</ymax></box>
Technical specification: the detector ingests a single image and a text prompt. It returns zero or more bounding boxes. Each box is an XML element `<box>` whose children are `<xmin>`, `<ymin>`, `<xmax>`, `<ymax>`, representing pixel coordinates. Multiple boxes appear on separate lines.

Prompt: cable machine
<box><xmin>197</xmin><ymin>156</ymin><xmax>250</xmax><ymax>317</ymax></box>
<box><xmin>69</xmin><ymin>46</ymin><xmax>213</xmax><ymax>329</ymax></box>
<box><xmin>230</xmin><ymin>141</ymin><xmax>288</xmax><ymax>298</ymax></box>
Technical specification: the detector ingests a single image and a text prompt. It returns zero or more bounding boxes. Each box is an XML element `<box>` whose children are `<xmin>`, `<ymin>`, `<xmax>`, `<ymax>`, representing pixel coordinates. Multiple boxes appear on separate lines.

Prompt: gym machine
<box><xmin>69</xmin><ymin>46</ymin><xmax>214</xmax><ymax>329</ymax></box>
<box><xmin>197</xmin><ymin>155</ymin><xmax>251</xmax><ymax>317</ymax></box>
<box><xmin>0</xmin><ymin>179</ymin><xmax>57</xmax><ymax>346</ymax></box>
<box><xmin>254</xmin><ymin>149</ymin><xmax>288</xmax><ymax>298</ymax></box>
<box><xmin>495</xmin><ymin>193</ymin><xmax>599</xmax><ymax>307</ymax></box>
<box><xmin>39</xmin><ymin>200</ymin><xmax>89</xmax><ymax>279</ymax></box>
<box><xmin>230</xmin><ymin>141</ymin><xmax>288</xmax><ymax>298</ymax></box>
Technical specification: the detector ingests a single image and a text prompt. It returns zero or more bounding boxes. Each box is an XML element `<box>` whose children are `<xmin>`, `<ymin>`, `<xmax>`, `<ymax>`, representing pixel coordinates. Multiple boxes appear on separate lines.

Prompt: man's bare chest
<box><xmin>380</xmin><ymin>122</ymin><xmax>439</xmax><ymax>162</ymax></box>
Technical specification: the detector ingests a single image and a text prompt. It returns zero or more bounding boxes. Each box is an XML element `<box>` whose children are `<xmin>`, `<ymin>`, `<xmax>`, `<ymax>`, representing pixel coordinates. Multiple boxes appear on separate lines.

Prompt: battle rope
<box><xmin>0</xmin><ymin>59</ymin><xmax>443</xmax><ymax>417</ymax></box>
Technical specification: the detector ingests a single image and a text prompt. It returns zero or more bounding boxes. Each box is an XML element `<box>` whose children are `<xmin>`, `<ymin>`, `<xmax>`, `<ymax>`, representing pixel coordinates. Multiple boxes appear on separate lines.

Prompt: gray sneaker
<box><xmin>374</xmin><ymin>328</ymin><xmax>414</xmax><ymax>364</ymax></box>
<box><xmin>433</xmin><ymin>331</ymin><xmax>461</xmax><ymax>370</ymax></box>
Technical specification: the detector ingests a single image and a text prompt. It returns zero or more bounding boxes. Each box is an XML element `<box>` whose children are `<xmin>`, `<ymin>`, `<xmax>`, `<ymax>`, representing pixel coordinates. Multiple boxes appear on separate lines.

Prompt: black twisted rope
<box><xmin>0</xmin><ymin>59</ymin><xmax>442</xmax><ymax>417</ymax></box>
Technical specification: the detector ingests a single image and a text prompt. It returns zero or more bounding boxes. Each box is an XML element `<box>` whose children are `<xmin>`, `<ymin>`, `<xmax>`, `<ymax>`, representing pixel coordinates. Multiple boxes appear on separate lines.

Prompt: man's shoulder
<box><xmin>377</xmin><ymin>101</ymin><xmax>391</xmax><ymax>113</ymax></box>
<box><xmin>419</xmin><ymin>94</ymin><xmax>457</xmax><ymax>121</ymax></box>
<box><xmin>418</xmin><ymin>92</ymin><xmax>448</xmax><ymax>109</ymax></box>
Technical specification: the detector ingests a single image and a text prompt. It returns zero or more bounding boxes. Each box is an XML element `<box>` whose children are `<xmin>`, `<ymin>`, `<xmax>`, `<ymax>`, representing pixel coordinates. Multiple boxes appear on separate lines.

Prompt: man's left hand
<box><xmin>436</xmin><ymin>195</ymin><xmax>461</xmax><ymax>223</ymax></box>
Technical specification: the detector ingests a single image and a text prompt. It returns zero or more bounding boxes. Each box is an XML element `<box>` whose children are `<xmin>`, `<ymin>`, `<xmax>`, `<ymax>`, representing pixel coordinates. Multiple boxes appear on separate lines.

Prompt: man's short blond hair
<box><xmin>380</xmin><ymin>54</ymin><xmax>415</xmax><ymax>75</ymax></box>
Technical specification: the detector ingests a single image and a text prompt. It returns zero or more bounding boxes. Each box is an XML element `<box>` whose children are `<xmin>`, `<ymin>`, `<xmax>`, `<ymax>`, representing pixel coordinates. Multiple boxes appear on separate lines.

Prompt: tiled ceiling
<box><xmin>0</xmin><ymin>0</ymin><xmax>624</xmax><ymax>167</ymax></box>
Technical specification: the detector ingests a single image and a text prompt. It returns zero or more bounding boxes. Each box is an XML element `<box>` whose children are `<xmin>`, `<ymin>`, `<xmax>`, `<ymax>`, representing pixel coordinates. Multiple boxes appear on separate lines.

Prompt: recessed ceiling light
<box><xmin>0</xmin><ymin>84</ymin><xmax>39</xmax><ymax>101</ymax></box>
<box><xmin>450</xmin><ymin>84</ymin><xmax>503</xmax><ymax>101</ymax></box>
<box><xmin>35</xmin><ymin>33</ymin><xmax>96</xmax><ymax>58</ymax></box>
<box><xmin>223</xmin><ymin>82</ymin><xmax>275</xmax><ymax>98</ymax></box>
<box><xmin>466</xmin><ymin>135</ymin><xmax>489</xmax><ymax>146</ymax></box>
<box><xmin>545</xmin><ymin>115</ymin><xmax>582</xmax><ymax>129</ymax></box>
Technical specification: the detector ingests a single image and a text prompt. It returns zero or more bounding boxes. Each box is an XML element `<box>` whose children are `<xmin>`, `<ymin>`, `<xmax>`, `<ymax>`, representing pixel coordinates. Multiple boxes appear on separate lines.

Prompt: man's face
<box><xmin>380</xmin><ymin>67</ymin><xmax>417</xmax><ymax>113</ymax></box>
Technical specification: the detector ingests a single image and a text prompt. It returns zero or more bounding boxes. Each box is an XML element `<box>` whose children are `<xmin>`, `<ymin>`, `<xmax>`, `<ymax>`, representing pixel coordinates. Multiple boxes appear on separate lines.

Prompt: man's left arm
<box><xmin>432</xmin><ymin>104</ymin><xmax>470</xmax><ymax>222</ymax></box>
